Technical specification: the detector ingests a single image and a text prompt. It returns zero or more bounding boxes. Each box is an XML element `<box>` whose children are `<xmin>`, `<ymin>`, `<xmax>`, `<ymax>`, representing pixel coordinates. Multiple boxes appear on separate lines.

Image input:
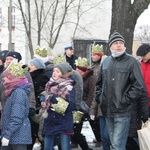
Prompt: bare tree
<box><xmin>110</xmin><ymin>0</ymin><xmax>150</xmax><ymax>54</ymax></box>
<box><xmin>134</xmin><ymin>24</ymin><xmax>150</xmax><ymax>42</ymax></box>
<box><xmin>15</xmin><ymin>0</ymin><xmax>76</xmax><ymax>58</ymax></box>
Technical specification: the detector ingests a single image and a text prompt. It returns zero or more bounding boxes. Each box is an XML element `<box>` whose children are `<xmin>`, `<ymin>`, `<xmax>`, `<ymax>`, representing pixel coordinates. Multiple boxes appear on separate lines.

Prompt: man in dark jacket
<box><xmin>64</xmin><ymin>44</ymin><xmax>77</xmax><ymax>70</ymax></box>
<box><xmin>96</xmin><ymin>32</ymin><xmax>148</xmax><ymax>150</ymax></box>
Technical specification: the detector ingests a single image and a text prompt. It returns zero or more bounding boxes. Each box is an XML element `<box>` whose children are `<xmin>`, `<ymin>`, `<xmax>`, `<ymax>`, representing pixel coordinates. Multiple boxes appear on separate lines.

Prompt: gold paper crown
<box><xmin>52</xmin><ymin>54</ymin><xmax>66</xmax><ymax>65</ymax></box>
<box><xmin>6</xmin><ymin>59</ymin><xmax>28</xmax><ymax>77</ymax></box>
<box><xmin>92</xmin><ymin>44</ymin><xmax>103</xmax><ymax>54</ymax></box>
<box><xmin>35</xmin><ymin>46</ymin><xmax>48</xmax><ymax>57</ymax></box>
<box><xmin>75</xmin><ymin>57</ymin><xmax>88</xmax><ymax>68</ymax></box>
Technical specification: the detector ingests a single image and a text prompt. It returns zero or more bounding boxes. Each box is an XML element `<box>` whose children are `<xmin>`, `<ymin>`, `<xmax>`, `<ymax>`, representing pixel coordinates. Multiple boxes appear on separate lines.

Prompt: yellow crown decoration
<box><xmin>35</xmin><ymin>46</ymin><xmax>48</xmax><ymax>57</ymax></box>
<box><xmin>52</xmin><ymin>54</ymin><xmax>66</xmax><ymax>65</ymax></box>
<box><xmin>92</xmin><ymin>44</ymin><xmax>103</xmax><ymax>54</ymax></box>
<box><xmin>75</xmin><ymin>57</ymin><xmax>88</xmax><ymax>67</ymax></box>
<box><xmin>6</xmin><ymin>59</ymin><xmax>28</xmax><ymax>77</ymax></box>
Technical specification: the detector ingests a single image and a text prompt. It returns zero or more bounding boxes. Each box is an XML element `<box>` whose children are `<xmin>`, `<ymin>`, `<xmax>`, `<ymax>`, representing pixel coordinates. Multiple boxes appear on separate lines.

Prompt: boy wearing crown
<box><xmin>89</xmin><ymin>44</ymin><xmax>110</xmax><ymax>150</ymax></box>
<box><xmin>1</xmin><ymin>60</ymin><xmax>32</xmax><ymax>150</ymax></box>
<box><xmin>70</xmin><ymin>57</ymin><xmax>96</xmax><ymax>150</ymax></box>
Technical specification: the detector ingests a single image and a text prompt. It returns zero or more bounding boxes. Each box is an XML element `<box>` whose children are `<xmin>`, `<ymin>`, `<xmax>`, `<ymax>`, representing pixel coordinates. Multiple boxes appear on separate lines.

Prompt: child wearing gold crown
<box><xmin>1</xmin><ymin>60</ymin><xmax>32</xmax><ymax>149</ymax></box>
<box><xmin>42</xmin><ymin>62</ymin><xmax>76</xmax><ymax>150</ymax></box>
<box><xmin>70</xmin><ymin>57</ymin><xmax>95</xmax><ymax>150</ymax></box>
<box><xmin>89</xmin><ymin>44</ymin><xmax>110</xmax><ymax>149</ymax></box>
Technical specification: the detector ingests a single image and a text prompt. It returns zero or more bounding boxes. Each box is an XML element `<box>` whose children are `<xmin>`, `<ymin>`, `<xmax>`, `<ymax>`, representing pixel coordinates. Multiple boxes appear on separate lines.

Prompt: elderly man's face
<box><xmin>110</xmin><ymin>41</ymin><xmax>125</xmax><ymax>52</ymax></box>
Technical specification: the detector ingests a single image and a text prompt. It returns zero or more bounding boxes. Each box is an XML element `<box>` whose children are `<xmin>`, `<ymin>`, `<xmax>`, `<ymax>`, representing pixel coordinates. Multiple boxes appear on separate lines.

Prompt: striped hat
<box><xmin>108</xmin><ymin>32</ymin><xmax>125</xmax><ymax>47</ymax></box>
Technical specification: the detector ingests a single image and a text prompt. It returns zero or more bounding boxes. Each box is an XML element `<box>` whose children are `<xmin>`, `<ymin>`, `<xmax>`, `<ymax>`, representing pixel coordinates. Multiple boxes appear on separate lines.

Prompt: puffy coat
<box><xmin>42</xmin><ymin>89</ymin><xmax>76</xmax><ymax>135</ymax></box>
<box><xmin>2</xmin><ymin>84</ymin><xmax>32</xmax><ymax>144</ymax></box>
<box><xmin>96</xmin><ymin>53</ymin><xmax>147</xmax><ymax>117</ymax></box>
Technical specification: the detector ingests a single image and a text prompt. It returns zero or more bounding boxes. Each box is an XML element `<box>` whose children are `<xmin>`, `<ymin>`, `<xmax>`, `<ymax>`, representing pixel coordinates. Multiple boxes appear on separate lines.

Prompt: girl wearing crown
<box><xmin>1</xmin><ymin>61</ymin><xmax>32</xmax><ymax>150</ymax></box>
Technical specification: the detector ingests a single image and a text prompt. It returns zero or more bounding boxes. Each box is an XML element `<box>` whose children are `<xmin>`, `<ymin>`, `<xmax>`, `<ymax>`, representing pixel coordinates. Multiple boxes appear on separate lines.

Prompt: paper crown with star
<box><xmin>52</xmin><ymin>54</ymin><xmax>66</xmax><ymax>65</ymax></box>
<box><xmin>75</xmin><ymin>57</ymin><xmax>88</xmax><ymax>68</ymax></box>
<box><xmin>35</xmin><ymin>46</ymin><xmax>49</xmax><ymax>58</ymax></box>
<box><xmin>92</xmin><ymin>44</ymin><xmax>103</xmax><ymax>54</ymax></box>
<box><xmin>6</xmin><ymin>59</ymin><xmax>28</xmax><ymax>77</ymax></box>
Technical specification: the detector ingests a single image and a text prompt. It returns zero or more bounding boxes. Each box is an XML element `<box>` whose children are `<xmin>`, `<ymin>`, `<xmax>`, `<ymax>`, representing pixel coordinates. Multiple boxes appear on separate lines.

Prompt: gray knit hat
<box><xmin>108</xmin><ymin>32</ymin><xmax>125</xmax><ymax>47</ymax></box>
<box><xmin>55</xmin><ymin>62</ymin><xmax>72</xmax><ymax>75</ymax></box>
<box><xmin>30</xmin><ymin>58</ymin><xmax>45</xmax><ymax>69</ymax></box>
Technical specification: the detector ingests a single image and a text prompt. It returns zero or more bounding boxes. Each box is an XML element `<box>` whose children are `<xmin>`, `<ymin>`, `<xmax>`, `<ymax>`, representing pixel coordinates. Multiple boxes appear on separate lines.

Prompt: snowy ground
<box><xmin>32</xmin><ymin>121</ymin><xmax>101</xmax><ymax>150</ymax></box>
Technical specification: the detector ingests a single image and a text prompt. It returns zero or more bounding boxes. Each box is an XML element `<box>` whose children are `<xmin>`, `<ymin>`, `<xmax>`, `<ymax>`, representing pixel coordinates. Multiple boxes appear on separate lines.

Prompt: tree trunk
<box><xmin>110</xmin><ymin>0</ymin><xmax>150</xmax><ymax>54</ymax></box>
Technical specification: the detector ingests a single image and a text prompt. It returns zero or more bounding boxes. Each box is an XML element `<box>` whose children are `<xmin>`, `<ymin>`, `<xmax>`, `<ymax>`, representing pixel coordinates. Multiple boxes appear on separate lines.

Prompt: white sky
<box><xmin>136</xmin><ymin>4</ymin><xmax>150</xmax><ymax>26</ymax></box>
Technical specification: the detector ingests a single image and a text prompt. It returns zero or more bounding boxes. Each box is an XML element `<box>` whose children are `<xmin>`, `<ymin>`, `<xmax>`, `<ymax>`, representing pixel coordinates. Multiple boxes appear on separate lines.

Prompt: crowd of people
<box><xmin>0</xmin><ymin>31</ymin><xmax>149</xmax><ymax>150</ymax></box>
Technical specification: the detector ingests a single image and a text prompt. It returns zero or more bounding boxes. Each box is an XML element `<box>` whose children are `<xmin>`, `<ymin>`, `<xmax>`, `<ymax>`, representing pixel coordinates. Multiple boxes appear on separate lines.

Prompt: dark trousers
<box><xmin>71</xmin><ymin>120</ymin><xmax>90</xmax><ymax>150</ymax></box>
<box><xmin>1</xmin><ymin>144</ymin><xmax>27</xmax><ymax>150</ymax></box>
<box><xmin>126</xmin><ymin>137</ymin><xmax>140</xmax><ymax>150</ymax></box>
<box><xmin>89</xmin><ymin>119</ymin><xmax>101</xmax><ymax>142</ymax></box>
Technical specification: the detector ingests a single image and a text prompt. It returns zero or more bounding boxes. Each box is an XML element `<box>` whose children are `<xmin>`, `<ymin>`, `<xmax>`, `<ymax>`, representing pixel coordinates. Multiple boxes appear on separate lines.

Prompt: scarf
<box><xmin>3</xmin><ymin>71</ymin><xmax>30</xmax><ymax>96</ymax></box>
<box><xmin>110</xmin><ymin>48</ymin><xmax>126</xmax><ymax>58</ymax></box>
<box><xmin>45</xmin><ymin>77</ymin><xmax>73</xmax><ymax>99</ymax></box>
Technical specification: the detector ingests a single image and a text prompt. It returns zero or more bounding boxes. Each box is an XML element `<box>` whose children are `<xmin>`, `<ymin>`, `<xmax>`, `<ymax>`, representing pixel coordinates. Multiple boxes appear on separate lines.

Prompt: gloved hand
<box><xmin>29</xmin><ymin>107</ymin><xmax>36</xmax><ymax>117</ymax></box>
<box><xmin>142</xmin><ymin>118</ymin><xmax>148</xmax><ymax>123</ymax></box>
<box><xmin>90</xmin><ymin>115</ymin><xmax>95</xmax><ymax>120</ymax></box>
<box><xmin>1</xmin><ymin>137</ymin><xmax>9</xmax><ymax>146</ymax></box>
<box><xmin>50</xmin><ymin>94</ymin><xmax>58</xmax><ymax>104</ymax></box>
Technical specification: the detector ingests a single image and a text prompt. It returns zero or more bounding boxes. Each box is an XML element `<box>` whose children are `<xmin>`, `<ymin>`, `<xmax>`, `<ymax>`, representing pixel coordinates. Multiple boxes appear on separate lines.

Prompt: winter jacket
<box><xmin>140</xmin><ymin>61</ymin><xmax>150</xmax><ymax>107</ymax></box>
<box><xmin>1</xmin><ymin>84</ymin><xmax>32</xmax><ymax>144</ymax></box>
<box><xmin>72</xmin><ymin>70</ymin><xmax>83</xmax><ymax>110</ymax></box>
<box><xmin>65</xmin><ymin>54</ymin><xmax>77</xmax><ymax>70</ymax></box>
<box><xmin>83</xmin><ymin>69</ymin><xmax>96</xmax><ymax>108</ymax></box>
<box><xmin>89</xmin><ymin>62</ymin><xmax>102</xmax><ymax>118</ymax></box>
<box><xmin>128</xmin><ymin>91</ymin><xmax>149</xmax><ymax>138</ymax></box>
<box><xmin>96</xmin><ymin>52</ymin><xmax>146</xmax><ymax>117</ymax></box>
<box><xmin>42</xmin><ymin>89</ymin><xmax>76</xmax><ymax>135</ymax></box>
<box><xmin>44</xmin><ymin>61</ymin><xmax>54</xmax><ymax>79</ymax></box>
<box><xmin>30</xmin><ymin>69</ymin><xmax>49</xmax><ymax>109</ymax></box>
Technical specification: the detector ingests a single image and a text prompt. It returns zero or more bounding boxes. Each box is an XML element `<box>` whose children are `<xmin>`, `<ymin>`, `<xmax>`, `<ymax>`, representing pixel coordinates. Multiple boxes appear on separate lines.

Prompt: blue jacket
<box><xmin>2</xmin><ymin>84</ymin><xmax>32</xmax><ymax>144</ymax></box>
<box><xmin>43</xmin><ymin>89</ymin><xmax>76</xmax><ymax>136</ymax></box>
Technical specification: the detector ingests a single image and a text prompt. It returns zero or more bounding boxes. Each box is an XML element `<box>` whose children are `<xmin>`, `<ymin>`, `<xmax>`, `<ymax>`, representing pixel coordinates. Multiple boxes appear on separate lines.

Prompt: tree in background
<box><xmin>134</xmin><ymin>24</ymin><xmax>150</xmax><ymax>42</ymax></box>
<box><xmin>14</xmin><ymin>0</ymin><xmax>103</xmax><ymax>58</ymax></box>
<box><xmin>110</xmin><ymin>0</ymin><xmax>150</xmax><ymax>54</ymax></box>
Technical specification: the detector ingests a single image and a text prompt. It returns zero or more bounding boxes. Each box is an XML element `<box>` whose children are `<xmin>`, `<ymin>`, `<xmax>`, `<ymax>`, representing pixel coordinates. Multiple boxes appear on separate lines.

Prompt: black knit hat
<box><xmin>108</xmin><ymin>32</ymin><xmax>125</xmax><ymax>47</ymax></box>
<box><xmin>136</xmin><ymin>44</ymin><xmax>150</xmax><ymax>56</ymax></box>
<box><xmin>0</xmin><ymin>50</ymin><xmax>9</xmax><ymax>63</ymax></box>
<box><xmin>6</xmin><ymin>51</ymin><xmax>22</xmax><ymax>62</ymax></box>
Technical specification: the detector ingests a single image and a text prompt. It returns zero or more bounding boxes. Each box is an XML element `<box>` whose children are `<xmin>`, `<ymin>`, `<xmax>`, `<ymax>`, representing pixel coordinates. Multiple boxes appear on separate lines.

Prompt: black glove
<box><xmin>142</xmin><ymin>117</ymin><xmax>148</xmax><ymax>123</ymax></box>
<box><xmin>29</xmin><ymin>108</ymin><xmax>36</xmax><ymax>117</ymax></box>
<box><xmin>50</xmin><ymin>94</ymin><xmax>58</xmax><ymax>104</ymax></box>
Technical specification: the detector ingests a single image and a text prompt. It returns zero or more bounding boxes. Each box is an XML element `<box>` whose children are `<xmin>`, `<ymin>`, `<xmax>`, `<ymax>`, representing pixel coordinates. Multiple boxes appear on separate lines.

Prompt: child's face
<box><xmin>41</xmin><ymin>101</ymin><xmax>46</xmax><ymax>108</ymax></box>
<box><xmin>29</xmin><ymin>63</ymin><xmax>37</xmax><ymax>72</ymax></box>
<box><xmin>3</xmin><ymin>77</ymin><xmax>10</xmax><ymax>84</ymax></box>
<box><xmin>52</xmin><ymin>68</ymin><xmax>62</xmax><ymax>80</ymax></box>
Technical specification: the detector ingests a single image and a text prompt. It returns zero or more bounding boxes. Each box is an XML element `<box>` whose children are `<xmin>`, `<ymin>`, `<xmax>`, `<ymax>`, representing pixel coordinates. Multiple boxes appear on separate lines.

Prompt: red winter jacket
<box><xmin>141</xmin><ymin>61</ymin><xmax>150</xmax><ymax>107</ymax></box>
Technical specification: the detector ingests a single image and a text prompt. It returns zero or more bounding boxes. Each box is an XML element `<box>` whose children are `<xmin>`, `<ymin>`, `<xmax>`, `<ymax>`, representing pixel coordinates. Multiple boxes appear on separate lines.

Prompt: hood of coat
<box><xmin>14</xmin><ymin>84</ymin><xmax>31</xmax><ymax>96</ymax></box>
